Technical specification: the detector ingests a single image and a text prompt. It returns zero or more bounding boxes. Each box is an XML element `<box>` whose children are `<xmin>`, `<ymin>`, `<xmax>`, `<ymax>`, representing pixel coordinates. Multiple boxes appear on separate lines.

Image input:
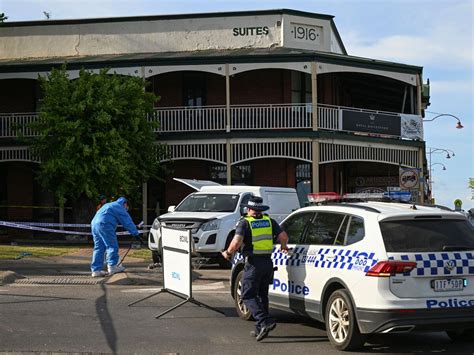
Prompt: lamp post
<box><xmin>423</xmin><ymin>112</ymin><xmax>464</xmax><ymax>129</ymax></box>
<box><xmin>429</xmin><ymin>162</ymin><xmax>447</xmax><ymax>203</ymax></box>
<box><xmin>427</xmin><ymin>147</ymin><xmax>455</xmax><ymax>203</ymax></box>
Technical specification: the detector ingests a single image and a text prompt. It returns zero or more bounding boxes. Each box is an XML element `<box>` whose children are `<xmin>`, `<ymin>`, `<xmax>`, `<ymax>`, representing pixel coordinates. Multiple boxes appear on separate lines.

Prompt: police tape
<box><xmin>0</xmin><ymin>221</ymin><xmax>149</xmax><ymax>236</ymax></box>
<box><xmin>15</xmin><ymin>222</ymin><xmax>152</xmax><ymax>228</ymax></box>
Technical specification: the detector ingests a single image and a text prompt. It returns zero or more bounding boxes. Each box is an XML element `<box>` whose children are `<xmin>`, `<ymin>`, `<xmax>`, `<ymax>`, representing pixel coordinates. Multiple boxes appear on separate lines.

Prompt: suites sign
<box><xmin>232</xmin><ymin>26</ymin><xmax>270</xmax><ymax>36</ymax></box>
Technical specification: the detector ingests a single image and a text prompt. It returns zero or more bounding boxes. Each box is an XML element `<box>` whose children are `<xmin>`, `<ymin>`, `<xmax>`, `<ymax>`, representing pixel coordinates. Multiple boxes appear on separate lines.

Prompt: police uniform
<box><xmin>236</xmin><ymin>211</ymin><xmax>282</xmax><ymax>334</ymax></box>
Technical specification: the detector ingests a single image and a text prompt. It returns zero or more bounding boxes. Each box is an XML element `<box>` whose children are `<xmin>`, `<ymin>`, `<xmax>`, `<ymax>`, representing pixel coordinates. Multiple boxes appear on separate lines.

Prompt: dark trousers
<box><xmin>241</xmin><ymin>256</ymin><xmax>275</xmax><ymax>329</ymax></box>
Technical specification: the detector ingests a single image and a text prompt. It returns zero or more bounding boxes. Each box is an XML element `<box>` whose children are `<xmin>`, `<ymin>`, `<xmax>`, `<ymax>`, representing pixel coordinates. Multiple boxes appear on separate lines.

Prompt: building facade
<box><xmin>0</xmin><ymin>9</ymin><xmax>429</xmax><ymax>225</ymax></box>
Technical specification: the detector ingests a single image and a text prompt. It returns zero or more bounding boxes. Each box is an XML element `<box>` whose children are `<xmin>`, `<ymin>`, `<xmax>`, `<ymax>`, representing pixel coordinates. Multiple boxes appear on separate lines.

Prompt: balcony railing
<box><xmin>151</xmin><ymin>105</ymin><xmax>226</xmax><ymax>132</ymax></box>
<box><xmin>0</xmin><ymin>112</ymin><xmax>39</xmax><ymax>138</ymax></box>
<box><xmin>0</xmin><ymin>104</ymin><xmax>419</xmax><ymax>139</ymax></box>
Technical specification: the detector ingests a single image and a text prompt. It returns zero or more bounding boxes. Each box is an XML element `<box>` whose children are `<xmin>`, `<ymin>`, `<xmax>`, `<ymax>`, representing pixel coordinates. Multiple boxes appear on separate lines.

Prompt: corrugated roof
<box><xmin>0</xmin><ymin>47</ymin><xmax>422</xmax><ymax>74</ymax></box>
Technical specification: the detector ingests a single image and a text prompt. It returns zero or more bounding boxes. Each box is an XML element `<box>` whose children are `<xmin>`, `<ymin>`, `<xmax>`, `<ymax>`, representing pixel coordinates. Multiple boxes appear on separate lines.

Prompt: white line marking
<box><xmin>121</xmin><ymin>282</ymin><xmax>226</xmax><ymax>293</ymax></box>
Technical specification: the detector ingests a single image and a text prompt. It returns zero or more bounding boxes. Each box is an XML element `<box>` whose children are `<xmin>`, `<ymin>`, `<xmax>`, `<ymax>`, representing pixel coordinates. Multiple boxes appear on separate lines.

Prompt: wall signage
<box><xmin>289</xmin><ymin>23</ymin><xmax>322</xmax><ymax>44</ymax></box>
<box><xmin>342</xmin><ymin>110</ymin><xmax>401</xmax><ymax>136</ymax></box>
<box><xmin>233</xmin><ymin>26</ymin><xmax>269</xmax><ymax>36</ymax></box>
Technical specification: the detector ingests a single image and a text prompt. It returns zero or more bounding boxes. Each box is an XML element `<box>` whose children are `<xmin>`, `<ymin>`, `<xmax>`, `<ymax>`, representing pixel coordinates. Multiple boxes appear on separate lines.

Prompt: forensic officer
<box><xmin>221</xmin><ymin>196</ymin><xmax>289</xmax><ymax>341</ymax></box>
<box><xmin>90</xmin><ymin>196</ymin><xmax>140</xmax><ymax>277</ymax></box>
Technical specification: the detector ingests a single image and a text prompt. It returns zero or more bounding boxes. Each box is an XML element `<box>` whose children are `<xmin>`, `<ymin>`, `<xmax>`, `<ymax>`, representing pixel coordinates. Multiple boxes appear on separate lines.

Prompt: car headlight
<box><xmin>152</xmin><ymin>219</ymin><xmax>161</xmax><ymax>230</ymax></box>
<box><xmin>201</xmin><ymin>219</ymin><xmax>221</xmax><ymax>232</ymax></box>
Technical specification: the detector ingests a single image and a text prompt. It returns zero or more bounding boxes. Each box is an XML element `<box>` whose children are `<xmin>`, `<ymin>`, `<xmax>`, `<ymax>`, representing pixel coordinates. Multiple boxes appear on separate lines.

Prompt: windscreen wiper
<box><xmin>442</xmin><ymin>245</ymin><xmax>474</xmax><ymax>251</ymax></box>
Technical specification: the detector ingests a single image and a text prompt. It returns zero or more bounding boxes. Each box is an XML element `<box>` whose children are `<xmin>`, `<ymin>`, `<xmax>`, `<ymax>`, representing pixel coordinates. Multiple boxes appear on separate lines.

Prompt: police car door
<box><xmin>270</xmin><ymin>211</ymin><xmax>314</xmax><ymax>314</ymax></box>
<box><xmin>300</xmin><ymin>211</ymin><xmax>349</xmax><ymax>320</ymax></box>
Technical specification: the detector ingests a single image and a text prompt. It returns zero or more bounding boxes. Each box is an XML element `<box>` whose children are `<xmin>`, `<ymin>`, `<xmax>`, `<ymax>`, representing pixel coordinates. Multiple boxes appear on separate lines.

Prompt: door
<box><xmin>270</xmin><ymin>211</ymin><xmax>314</xmax><ymax>313</ymax></box>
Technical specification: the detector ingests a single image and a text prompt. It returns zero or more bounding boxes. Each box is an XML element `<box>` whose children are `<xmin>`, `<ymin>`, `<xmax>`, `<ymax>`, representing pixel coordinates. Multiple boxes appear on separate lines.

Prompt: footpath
<box><xmin>0</xmin><ymin>248</ymin><xmax>229</xmax><ymax>287</ymax></box>
<box><xmin>0</xmin><ymin>248</ymin><xmax>163</xmax><ymax>286</ymax></box>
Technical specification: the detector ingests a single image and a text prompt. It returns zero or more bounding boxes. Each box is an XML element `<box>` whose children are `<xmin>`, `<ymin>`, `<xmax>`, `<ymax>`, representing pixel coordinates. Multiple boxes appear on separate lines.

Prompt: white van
<box><xmin>148</xmin><ymin>178</ymin><xmax>300</xmax><ymax>268</ymax></box>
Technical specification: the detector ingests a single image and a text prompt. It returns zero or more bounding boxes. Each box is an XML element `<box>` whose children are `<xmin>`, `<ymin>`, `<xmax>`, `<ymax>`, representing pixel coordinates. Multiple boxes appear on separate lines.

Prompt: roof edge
<box><xmin>0</xmin><ymin>8</ymin><xmax>334</xmax><ymax>27</ymax></box>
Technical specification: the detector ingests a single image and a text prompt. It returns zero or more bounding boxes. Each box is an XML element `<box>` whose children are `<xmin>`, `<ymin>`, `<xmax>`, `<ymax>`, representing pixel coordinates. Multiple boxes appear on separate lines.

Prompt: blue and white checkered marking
<box><xmin>313</xmin><ymin>248</ymin><xmax>379</xmax><ymax>272</ymax></box>
<box><xmin>388</xmin><ymin>252</ymin><xmax>474</xmax><ymax>276</ymax></box>
<box><xmin>271</xmin><ymin>246</ymin><xmax>305</xmax><ymax>266</ymax></box>
<box><xmin>270</xmin><ymin>246</ymin><xmax>379</xmax><ymax>272</ymax></box>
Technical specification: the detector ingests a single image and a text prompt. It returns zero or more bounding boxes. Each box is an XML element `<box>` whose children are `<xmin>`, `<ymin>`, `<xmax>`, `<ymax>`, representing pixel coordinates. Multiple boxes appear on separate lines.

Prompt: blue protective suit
<box><xmin>90</xmin><ymin>196</ymin><xmax>139</xmax><ymax>272</ymax></box>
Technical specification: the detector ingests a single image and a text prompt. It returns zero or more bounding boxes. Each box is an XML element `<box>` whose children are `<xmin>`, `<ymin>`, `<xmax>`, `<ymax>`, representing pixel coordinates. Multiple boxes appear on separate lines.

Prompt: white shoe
<box><xmin>108</xmin><ymin>264</ymin><xmax>125</xmax><ymax>275</ymax></box>
<box><xmin>91</xmin><ymin>270</ymin><xmax>107</xmax><ymax>277</ymax></box>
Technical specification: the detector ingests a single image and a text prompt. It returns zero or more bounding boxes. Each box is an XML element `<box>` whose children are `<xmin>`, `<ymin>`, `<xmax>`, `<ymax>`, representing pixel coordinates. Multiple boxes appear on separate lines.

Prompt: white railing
<box><xmin>318</xmin><ymin>104</ymin><xmax>340</xmax><ymax>130</ymax></box>
<box><xmin>150</xmin><ymin>106</ymin><xmax>226</xmax><ymax>133</ymax></box>
<box><xmin>0</xmin><ymin>113</ymin><xmax>39</xmax><ymax>138</ymax></box>
<box><xmin>1</xmin><ymin>104</ymin><xmax>417</xmax><ymax>138</ymax></box>
<box><xmin>231</xmin><ymin>104</ymin><xmax>311</xmax><ymax>130</ymax></box>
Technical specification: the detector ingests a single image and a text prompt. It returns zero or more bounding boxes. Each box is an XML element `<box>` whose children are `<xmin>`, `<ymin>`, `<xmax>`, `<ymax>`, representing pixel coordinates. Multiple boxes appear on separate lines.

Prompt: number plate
<box><xmin>431</xmin><ymin>278</ymin><xmax>465</xmax><ymax>292</ymax></box>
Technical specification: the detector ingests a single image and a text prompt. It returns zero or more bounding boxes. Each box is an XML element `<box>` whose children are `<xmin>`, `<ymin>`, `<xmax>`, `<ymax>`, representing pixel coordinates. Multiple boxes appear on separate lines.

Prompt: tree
<box><xmin>470</xmin><ymin>177</ymin><xmax>474</xmax><ymax>200</ymax></box>
<box><xmin>0</xmin><ymin>13</ymin><xmax>7</xmax><ymax>22</ymax></box>
<box><xmin>28</xmin><ymin>66</ymin><xmax>165</xmax><ymax>222</ymax></box>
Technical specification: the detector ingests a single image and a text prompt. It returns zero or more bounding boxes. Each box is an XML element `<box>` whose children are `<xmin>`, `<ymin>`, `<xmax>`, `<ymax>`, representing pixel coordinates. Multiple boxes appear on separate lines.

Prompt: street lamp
<box><xmin>423</xmin><ymin>113</ymin><xmax>464</xmax><ymax>129</ymax></box>
<box><xmin>429</xmin><ymin>162</ymin><xmax>447</xmax><ymax>203</ymax></box>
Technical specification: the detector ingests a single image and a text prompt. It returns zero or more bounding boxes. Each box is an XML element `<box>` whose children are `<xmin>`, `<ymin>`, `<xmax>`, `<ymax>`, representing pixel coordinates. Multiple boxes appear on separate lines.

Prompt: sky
<box><xmin>1</xmin><ymin>0</ymin><xmax>473</xmax><ymax>210</ymax></box>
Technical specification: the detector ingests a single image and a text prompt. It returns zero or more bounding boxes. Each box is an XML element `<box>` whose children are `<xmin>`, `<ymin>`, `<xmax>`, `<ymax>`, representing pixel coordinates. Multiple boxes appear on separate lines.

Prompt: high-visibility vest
<box><xmin>245</xmin><ymin>215</ymin><xmax>273</xmax><ymax>255</ymax></box>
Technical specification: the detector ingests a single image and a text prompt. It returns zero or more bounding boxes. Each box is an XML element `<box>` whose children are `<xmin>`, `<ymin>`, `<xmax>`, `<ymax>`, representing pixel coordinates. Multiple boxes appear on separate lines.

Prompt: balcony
<box><xmin>0</xmin><ymin>104</ymin><xmax>421</xmax><ymax>140</ymax></box>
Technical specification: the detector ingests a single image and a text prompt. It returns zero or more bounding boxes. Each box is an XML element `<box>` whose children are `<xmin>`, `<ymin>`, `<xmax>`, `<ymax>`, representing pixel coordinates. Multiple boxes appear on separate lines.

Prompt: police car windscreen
<box><xmin>380</xmin><ymin>219</ymin><xmax>474</xmax><ymax>252</ymax></box>
<box><xmin>175</xmin><ymin>194</ymin><xmax>239</xmax><ymax>212</ymax></box>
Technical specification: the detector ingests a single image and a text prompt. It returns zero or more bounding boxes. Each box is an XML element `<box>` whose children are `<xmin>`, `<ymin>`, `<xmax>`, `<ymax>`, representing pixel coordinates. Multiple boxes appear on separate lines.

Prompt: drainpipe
<box><xmin>311</xmin><ymin>62</ymin><xmax>319</xmax><ymax>192</ymax></box>
<box><xmin>225</xmin><ymin>64</ymin><xmax>232</xmax><ymax>185</ymax></box>
<box><xmin>417</xmin><ymin>74</ymin><xmax>425</xmax><ymax>204</ymax></box>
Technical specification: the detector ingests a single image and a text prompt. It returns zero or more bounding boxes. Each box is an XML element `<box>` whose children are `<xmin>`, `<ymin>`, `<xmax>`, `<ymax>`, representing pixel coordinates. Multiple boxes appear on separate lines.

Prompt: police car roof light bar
<box><xmin>307</xmin><ymin>191</ymin><xmax>412</xmax><ymax>205</ymax></box>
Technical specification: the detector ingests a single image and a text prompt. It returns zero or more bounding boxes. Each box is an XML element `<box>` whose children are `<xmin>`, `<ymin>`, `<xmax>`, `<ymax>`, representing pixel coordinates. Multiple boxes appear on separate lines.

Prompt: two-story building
<box><xmin>0</xmin><ymin>9</ymin><xmax>429</xmax><ymax>225</ymax></box>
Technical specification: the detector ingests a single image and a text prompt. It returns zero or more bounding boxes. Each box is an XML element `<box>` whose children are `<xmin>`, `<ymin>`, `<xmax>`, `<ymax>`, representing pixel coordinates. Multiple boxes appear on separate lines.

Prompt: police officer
<box><xmin>221</xmin><ymin>196</ymin><xmax>289</xmax><ymax>341</ymax></box>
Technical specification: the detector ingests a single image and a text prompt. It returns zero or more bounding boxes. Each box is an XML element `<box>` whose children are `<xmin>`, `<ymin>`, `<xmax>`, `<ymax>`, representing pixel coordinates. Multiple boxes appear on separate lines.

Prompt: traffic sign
<box><xmin>454</xmin><ymin>199</ymin><xmax>462</xmax><ymax>211</ymax></box>
<box><xmin>399</xmin><ymin>168</ymin><xmax>420</xmax><ymax>189</ymax></box>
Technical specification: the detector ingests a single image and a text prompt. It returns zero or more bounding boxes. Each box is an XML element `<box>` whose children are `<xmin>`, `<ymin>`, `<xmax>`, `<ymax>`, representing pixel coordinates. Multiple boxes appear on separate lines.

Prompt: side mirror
<box><xmin>167</xmin><ymin>205</ymin><xmax>176</xmax><ymax>213</ymax></box>
<box><xmin>240</xmin><ymin>206</ymin><xmax>248</xmax><ymax>216</ymax></box>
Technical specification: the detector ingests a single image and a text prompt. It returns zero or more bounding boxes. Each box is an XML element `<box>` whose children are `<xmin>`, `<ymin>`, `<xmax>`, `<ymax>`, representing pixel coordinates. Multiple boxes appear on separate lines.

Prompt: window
<box><xmin>334</xmin><ymin>216</ymin><xmax>349</xmax><ymax>245</ymax></box>
<box><xmin>304</xmin><ymin>212</ymin><xmax>346</xmax><ymax>245</ymax></box>
<box><xmin>291</xmin><ymin>72</ymin><xmax>312</xmax><ymax>104</ymax></box>
<box><xmin>183</xmin><ymin>72</ymin><xmax>206</xmax><ymax>107</ymax></box>
<box><xmin>281</xmin><ymin>212</ymin><xmax>314</xmax><ymax>244</ymax></box>
<box><xmin>380</xmin><ymin>219</ymin><xmax>474</xmax><ymax>252</ymax></box>
<box><xmin>175</xmin><ymin>194</ymin><xmax>239</xmax><ymax>212</ymax></box>
<box><xmin>345</xmin><ymin>216</ymin><xmax>365</xmax><ymax>245</ymax></box>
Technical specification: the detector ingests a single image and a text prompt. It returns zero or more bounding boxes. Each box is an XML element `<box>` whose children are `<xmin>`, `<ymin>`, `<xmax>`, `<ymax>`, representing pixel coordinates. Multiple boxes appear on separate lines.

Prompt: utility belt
<box><xmin>244</xmin><ymin>254</ymin><xmax>272</xmax><ymax>263</ymax></box>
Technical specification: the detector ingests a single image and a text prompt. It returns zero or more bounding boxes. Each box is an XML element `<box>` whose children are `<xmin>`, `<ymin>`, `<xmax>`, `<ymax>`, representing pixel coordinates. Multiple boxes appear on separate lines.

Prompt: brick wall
<box><xmin>0</xmin><ymin>79</ymin><xmax>38</xmax><ymax>113</ymax></box>
<box><xmin>164</xmin><ymin>160</ymin><xmax>213</xmax><ymax>208</ymax></box>
<box><xmin>149</xmin><ymin>69</ymin><xmax>293</xmax><ymax>107</ymax></box>
<box><xmin>6</xmin><ymin>163</ymin><xmax>34</xmax><ymax>220</ymax></box>
<box><xmin>231</xmin><ymin>69</ymin><xmax>291</xmax><ymax>105</ymax></box>
<box><xmin>252</xmin><ymin>158</ymin><xmax>296</xmax><ymax>187</ymax></box>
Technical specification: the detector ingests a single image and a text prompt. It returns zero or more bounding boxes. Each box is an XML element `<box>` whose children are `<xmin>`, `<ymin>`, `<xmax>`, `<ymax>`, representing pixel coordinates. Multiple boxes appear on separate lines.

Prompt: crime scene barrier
<box><xmin>0</xmin><ymin>220</ymin><xmax>149</xmax><ymax>236</ymax></box>
<box><xmin>128</xmin><ymin>226</ymin><xmax>225</xmax><ymax>318</ymax></box>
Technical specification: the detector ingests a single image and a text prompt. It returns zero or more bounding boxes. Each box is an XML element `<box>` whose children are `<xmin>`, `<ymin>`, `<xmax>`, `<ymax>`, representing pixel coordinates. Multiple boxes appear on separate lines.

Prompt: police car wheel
<box><xmin>234</xmin><ymin>270</ymin><xmax>253</xmax><ymax>321</ymax></box>
<box><xmin>446</xmin><ymin>328</ymin><xmax>474</xmax><ymax>341</ymax></box>
<box><xmin>325</xmin><ymin>289</ymin><xmax>366</xmax><ymax>351</ymax></box>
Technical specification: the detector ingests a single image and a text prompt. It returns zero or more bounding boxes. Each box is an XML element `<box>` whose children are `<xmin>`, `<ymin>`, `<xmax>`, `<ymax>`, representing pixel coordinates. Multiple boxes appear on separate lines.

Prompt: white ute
<box><xmin>148</xmin><ymin>178</ymin><xmax>300</xmax><ymax>268</ymax></box>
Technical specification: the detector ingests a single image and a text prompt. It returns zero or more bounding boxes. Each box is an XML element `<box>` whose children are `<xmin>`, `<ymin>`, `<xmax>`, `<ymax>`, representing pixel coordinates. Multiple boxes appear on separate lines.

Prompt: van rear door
<box><xmin>266</xmin><ymin>192</ymin><xmax>300</xmax><ymax>223</ymax></box>
<box><xmin>379</xmin><ymin>216</ymin><xmax>474</xmax><ymax>299</ymax></box>
<box><xmin>173</xmin><ymin>178</ymin><xmax>221</xmax><ymax>191</ymax></box>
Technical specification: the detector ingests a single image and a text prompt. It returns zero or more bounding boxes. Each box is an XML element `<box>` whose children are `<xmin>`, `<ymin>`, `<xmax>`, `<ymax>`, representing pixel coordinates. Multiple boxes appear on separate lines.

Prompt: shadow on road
<box><xmin>0</xmin><ymin>293</ymin><xmax>83</xmax><ymax>305</ymax></box>
<box><xmin>96</xmin><ymin>284</ymin><xmax>118</xmax><ymax>355</ymax></box>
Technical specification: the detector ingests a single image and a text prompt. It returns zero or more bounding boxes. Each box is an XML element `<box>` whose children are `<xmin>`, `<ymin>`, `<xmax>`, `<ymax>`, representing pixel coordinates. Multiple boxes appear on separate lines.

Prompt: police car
<box><xmin>230</xmin><ymin>198</ymin><xmax>474</xmax><ymax>350</ymax></box>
